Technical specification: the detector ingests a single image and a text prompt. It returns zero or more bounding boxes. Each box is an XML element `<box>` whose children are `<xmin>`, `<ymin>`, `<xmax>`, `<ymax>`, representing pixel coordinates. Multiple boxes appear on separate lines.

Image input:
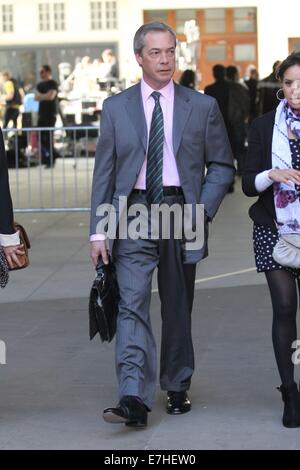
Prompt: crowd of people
<box><xmin>0</xmin><ymin>48</ymin><xmax>120</xmax><ymax>168</ymax></box>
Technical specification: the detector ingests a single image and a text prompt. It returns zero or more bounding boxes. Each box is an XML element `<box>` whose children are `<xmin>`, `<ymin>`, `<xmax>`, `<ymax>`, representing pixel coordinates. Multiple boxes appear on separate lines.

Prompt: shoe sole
<box><xmin>103</xmin><ymin>411</ymin><xmax>128</xmax><ymax>424</ymax></box>
<box><xmin>166</xmin><ymin>407</ymin><xmax>191</xmax><ymax>415</ymax></box>
<box><xmin>283</xmin><ymin>420</ymin><xmax>300</xmax><ymax>428</ymax></box>
<box><xmin>103</xmin><ymin>411</ymin><xmax>147</xmax><ymax>427</ymax></box>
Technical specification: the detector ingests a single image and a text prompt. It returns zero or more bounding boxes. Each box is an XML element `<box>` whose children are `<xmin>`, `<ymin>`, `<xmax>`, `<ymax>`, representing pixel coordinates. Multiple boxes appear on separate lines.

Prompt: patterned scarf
<box><xmin>272</xmin><ymin>99</ymin><xmax>300</xmax><ymax>235</ymax></box>
<box><xmin>0</xmin><ymin>248</ymin><xmax>9</xmax><ymax>288</ymax></box>
<box><xmin>285</xmin><ymin>102</ymin><xmax>300</xmax><ymax>139</ymax></box>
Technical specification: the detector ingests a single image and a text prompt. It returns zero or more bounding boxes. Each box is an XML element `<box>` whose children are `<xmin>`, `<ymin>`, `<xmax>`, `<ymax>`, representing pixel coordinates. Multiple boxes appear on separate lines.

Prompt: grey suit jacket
<box><xmin>90</xmin><ymin>81</ymin><xmax>235</xmax><ymax>264</ymax></box>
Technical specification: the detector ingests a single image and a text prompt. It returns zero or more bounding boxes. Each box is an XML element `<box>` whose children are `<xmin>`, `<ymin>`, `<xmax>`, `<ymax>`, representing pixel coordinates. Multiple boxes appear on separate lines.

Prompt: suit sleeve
<box><xmin>242</xmin><ymin>119</ymin><xmax>266</xmax><ymax>197</ymax></box>
<box><xmin>0</xmin><ymin>127</ymin><xmax>14</xmax><ymax>235</ymax></box>
<box><xmin>90</xmin><ymin>100</ymin><xmax>116</xmax><ymax>236</ymax></box>
<box><xmin>200</xmin><ymin>99</ymin><xmax>235</xmax><ymax>219</ymax></box>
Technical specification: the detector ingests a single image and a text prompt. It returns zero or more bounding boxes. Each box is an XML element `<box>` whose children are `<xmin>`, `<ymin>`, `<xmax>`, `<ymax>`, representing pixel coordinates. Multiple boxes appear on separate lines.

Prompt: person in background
<box><xmin>226</xmin><ymin>65</ymin><xmax>250</xmax><ymax>177</ymax></box>
<box><xmin>242</xmin><ymin>52</ymin><xmax>300</xmax><ymax>428</ymax></box>
<box><xmin>0</xmin><ymin>71</ymin><xmax>22</xmax><ymax>128</ymax></box>
<box><xmin>258</xmin><ymin>60</ymin><xmax>282</xmax><ymax>115</ymax></box>
<box><xmin>244</xmin><ymin>67</ymin><xmax>259</xmax><ymax>124</ymax></box>
<box><xmin>179</xmin><ymin>69</ymin><xmax>196</xmax><ymax>90</ymax></box>
<box><xmin>35</xmin><ymin>65</ymin><xmax>59</xmax><ymax>168</ymax></box>
<box><xmin>100</xmin><ymin>49</ymin><xmax>119</xmax><ymax>80</ymax></box>
<box><xmin>204</xmin><ymin>64</ymin><xmax>230</xmax><ymax>131</ymax></box>
<box><xmin>0</xmin><ymin>126</ymin><xmax>23</xmax><ymax>269</ymax></box>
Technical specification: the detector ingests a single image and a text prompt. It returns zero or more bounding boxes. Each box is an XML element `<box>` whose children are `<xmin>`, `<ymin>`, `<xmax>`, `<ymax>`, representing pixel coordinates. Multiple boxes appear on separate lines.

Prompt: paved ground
<box><xmin>1</xmin><ymin>179</ymin><xmax>300</xmax><ymax>450</ymax></box>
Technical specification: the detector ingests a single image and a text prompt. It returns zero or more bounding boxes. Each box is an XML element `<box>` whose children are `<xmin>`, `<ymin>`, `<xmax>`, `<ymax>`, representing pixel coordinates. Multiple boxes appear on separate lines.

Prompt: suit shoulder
<box><xmin>178</xmin><ymin>85</ymin><xmax>215</xmax><ymax>106</ymax></box>
<box><xmin>103</xmin><ymin>83</ymin><xmax>140</xmax><ymax>108</ymax></box>
<box><xmin>251</xmin><ymin>110</ymin><xmax>276</xmax><ymax>129</ymax></box>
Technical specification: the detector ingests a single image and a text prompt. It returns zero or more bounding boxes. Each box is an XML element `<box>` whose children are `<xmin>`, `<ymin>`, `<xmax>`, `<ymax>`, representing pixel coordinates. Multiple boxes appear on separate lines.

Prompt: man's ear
<box><xmin>135</xmin><ymin>53</ymin><xmax>143</xmax><ymax>67</ymax></box>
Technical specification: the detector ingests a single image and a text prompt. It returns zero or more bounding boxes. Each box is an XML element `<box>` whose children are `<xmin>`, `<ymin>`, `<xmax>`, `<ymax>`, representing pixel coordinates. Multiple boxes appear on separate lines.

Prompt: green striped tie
<box><xmin>146</xmin><ymin>91</ymin><xmax>164</xmax><ymax>205</ymax></box>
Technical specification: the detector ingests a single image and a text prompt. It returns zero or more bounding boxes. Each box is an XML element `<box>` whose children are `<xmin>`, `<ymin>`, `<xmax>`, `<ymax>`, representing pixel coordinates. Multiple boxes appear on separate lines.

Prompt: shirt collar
<box><xmin>141</xmin><ymin>78</ymin><xmax>174</xmax><ymax>103</ymax></box>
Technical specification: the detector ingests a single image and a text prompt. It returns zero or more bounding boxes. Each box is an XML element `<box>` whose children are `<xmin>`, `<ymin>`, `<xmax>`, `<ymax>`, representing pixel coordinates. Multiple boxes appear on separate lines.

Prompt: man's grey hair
<box><xmin>133</xmin><ymin>22</ymin><xmax>177</xmax><ymax>55</ymax></box>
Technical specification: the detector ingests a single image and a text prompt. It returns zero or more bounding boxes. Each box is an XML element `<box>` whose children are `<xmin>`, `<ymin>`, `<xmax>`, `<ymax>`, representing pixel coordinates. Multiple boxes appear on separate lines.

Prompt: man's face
<box><xmin>40</xmin><ymin>69</ymin><xmax>49</xmax><ymax>81</ymax></box>
<box><xmin>135</xmin><ymin>31</ymin><xmax>176</xmax><ymax>90</ymax></box>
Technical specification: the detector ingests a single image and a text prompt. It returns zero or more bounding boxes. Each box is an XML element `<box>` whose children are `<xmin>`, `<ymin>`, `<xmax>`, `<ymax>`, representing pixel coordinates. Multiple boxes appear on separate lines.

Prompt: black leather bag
<box><xmin>89</xmin><ymin>259</ymin><xmax>119</xmax><ymax>343</ymax></box>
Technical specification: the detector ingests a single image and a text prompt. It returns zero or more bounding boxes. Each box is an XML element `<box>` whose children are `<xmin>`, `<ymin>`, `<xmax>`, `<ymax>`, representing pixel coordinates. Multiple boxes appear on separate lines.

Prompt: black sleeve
<box><xmin>0</xmin><ymin>128</ymin><xmax>14</xmax><ymax>234</ymax></box>
<box><xmin>242</xmin><ymin>119</ymin><xmax>266</xmax><ymax>197</ymax></box>
<box><xmin>50</xmin><ymin>80</ymin><xmax>58</xmax><ymax>92</ymax></box>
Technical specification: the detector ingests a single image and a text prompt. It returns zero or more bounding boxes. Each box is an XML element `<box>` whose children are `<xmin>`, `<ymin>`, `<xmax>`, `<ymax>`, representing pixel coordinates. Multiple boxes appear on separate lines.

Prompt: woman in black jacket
<box><xmin>0</xmin><ymin>127</ymin><xmax>23</xmax><ymax>271</ymax></box>
<box><xmin>242</xmin><ymin>52</ymin><xmax>300</xmax><ymax>428</ymax></box>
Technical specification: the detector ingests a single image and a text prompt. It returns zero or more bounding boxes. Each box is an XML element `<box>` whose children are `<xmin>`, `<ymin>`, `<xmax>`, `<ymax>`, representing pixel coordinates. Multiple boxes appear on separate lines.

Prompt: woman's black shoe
<box><xmin>278</xmin><ymin>382</ymin><xmax>300</xmax><ymax>428</ymax></box>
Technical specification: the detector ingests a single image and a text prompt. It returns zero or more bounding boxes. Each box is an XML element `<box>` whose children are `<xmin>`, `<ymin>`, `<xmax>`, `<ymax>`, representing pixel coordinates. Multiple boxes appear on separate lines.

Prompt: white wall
<box><xmin>1</xmin><ymin>0</ymin><xmax>300</xmax><ymax>80</ymax></box>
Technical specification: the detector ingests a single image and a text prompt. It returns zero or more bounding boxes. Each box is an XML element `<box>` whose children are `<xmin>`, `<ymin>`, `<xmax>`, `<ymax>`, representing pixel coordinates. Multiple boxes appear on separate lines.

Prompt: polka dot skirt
<box><xmin>253</xmin><ymin>138</ymin><xmax>300</xmax><ymax>277</ymax></box>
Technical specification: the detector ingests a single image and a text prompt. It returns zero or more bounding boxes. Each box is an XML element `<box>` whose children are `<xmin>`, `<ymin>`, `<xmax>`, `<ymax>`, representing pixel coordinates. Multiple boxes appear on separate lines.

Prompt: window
<box><xmin>91</xmin><ymin>2</ymin><xmax>103</xmax><ymax>30</ymax></box>
<box><xmin>53</xmin><ymin>3</ymin><xmax>65</xmax><ymax>31</ymax></box>
<box><xmin>1</xmin><ymin>4</ymin><xmax>14</xmax><ymax>33</ymax></box>
<box><xmin>234</xmin><ymin>8</ymin><xmax>256</xmax><ymax>33</ymax></box>
<box><xmin>204</xmin><ymin>9</ymin><xmax>225</xmax><ymax>33</ymax></box>
<box><xmin>39</xmin><ymin>3</ymin><xmax>51</xmax><ymax>31</ymax></box>
<box><xmin>234</xmin><ymin>44</ymin><xmax>256</xmax><ymax>61</ymax></box>
<box><xmin>38</xmin><ymin>3</ymin><xmax>65</xmax><ymax>32</ymax></box>
<box><xmin>176</xmin><ymin>9</ymin><xmax>196</xmax><ymax>34</ymax></box>
<box><xmin>205</xmin><ymin>44</ymin><xmax>226</xmax><ymax>62</ymax></box>
<box><xmin>144</xmin><ymin>10</ymin><xmax>168</xmax><ymax>24</ymax></box>
<box><xmin>105</xmin><ymin>1</ymin><xmax>117</xmax><ymax>29</ymax></box>
<box><xmin>90</xmin><ymin>1</ymin><xmax>118</xmax><ymax>30</ymax></box>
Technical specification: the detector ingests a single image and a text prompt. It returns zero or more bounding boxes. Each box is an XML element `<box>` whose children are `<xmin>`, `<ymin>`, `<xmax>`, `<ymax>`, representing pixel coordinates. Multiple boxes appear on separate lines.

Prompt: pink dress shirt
<box><xmin>135</xmin><ymin>79</ymin><xmax>180</xmax><ymax>189</ymax></box>
<box><xmin>90</xmin><ymin>79</ymin><xmax>180</xmax><ymax>241</ymax></box>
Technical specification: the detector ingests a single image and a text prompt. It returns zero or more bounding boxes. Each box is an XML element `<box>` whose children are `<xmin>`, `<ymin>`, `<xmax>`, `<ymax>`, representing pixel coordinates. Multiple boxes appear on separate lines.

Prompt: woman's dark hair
<box><xmin>276</xmin><ymin>52</ymin><xmax>300</xmax><ymax>81</ymax></box>
<box><xmin>179</xmin><ymin>69</ymin><xmax>196</xmax><ymax>89</ymax></box>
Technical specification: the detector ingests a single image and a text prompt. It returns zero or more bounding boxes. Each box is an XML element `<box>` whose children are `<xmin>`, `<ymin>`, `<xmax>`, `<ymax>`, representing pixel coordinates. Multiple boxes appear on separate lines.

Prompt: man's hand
<box><xmin>3</xmin><ymin>244</ymin><xmax>25</xmax><ymax>269</ymax></box>
<box><xmin>90</xmin><ymin>240</ymin><xmax>109</xmax><ymax>266</ymax></box>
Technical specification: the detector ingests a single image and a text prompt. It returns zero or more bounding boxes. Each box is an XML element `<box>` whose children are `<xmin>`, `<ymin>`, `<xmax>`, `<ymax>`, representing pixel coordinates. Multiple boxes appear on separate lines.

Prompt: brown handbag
<box><xmin>9</xmin><ymin>222</ymin><xmax>31</xmax><ymax>270</ymax></box>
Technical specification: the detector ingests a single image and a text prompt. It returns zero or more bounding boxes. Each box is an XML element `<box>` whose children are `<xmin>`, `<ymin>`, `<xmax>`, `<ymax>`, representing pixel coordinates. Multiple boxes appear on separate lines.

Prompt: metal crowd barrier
<box><xmin>3</xmin><ymin>126</ymin><xmax>100</xmax><ymax>213</ymax></box>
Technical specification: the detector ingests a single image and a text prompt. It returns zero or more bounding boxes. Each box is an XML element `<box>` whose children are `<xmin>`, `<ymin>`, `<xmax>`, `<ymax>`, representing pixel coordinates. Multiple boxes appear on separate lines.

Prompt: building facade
<box><xmin>0</xmin><ymin>0</ymin><xmax>300</xmax><ymax>88</ymax></box>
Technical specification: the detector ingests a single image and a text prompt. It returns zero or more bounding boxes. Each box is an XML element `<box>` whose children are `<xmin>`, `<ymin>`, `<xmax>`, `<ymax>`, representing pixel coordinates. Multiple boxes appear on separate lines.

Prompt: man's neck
<box><xmin>142</xmin><ymin>77</ymin><xmax>172</xmax><ymax>91</ymax></box>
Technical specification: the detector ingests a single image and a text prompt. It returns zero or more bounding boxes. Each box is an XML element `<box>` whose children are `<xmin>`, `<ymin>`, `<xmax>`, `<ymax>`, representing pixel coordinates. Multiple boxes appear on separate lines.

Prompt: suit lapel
<box><xmin>125</xmin><ymin>83</ymin><xmax>147</xmax><ymax>152</ymax></box>
<box><xmin>173</xmin><ymin>83</ymin><xmax>192</xmax><ymax>157</ymax></box>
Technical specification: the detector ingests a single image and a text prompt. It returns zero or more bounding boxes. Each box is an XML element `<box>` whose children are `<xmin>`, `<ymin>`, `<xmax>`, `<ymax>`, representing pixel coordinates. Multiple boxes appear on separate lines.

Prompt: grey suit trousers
<box><xmin>114</xmin><ymin>192</ymin><xmax>196</xmax><ymax>410</ymax></box>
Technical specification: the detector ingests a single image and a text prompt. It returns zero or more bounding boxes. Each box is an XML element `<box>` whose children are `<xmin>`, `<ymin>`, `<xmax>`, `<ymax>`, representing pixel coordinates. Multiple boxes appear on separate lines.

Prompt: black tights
<box><xmin>265</xmin><ymin>270</ymin><xmax>299</xmax><ymax>386</ymax></box>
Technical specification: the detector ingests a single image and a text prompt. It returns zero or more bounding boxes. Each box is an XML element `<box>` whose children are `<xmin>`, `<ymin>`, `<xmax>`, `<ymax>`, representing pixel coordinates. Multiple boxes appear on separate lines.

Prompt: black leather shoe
<box><xmin>103</xmin><ymin>395</ymin><xmax>148</xmax><ymax>427</ymax></box>
<box><xmin>166</xmin><ymin>391</ymin><xmax>191</xmax><ymax>415</ymax></box>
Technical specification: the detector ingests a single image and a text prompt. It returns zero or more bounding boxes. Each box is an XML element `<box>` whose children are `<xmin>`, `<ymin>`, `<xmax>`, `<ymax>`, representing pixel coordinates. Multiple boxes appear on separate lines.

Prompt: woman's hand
<box><xmin>3</xmin><ymin>244</ymin><xmax>25</xmax><ymax>269</ymax></box>
<box><xmin>268</xmin><ymin>169</ymin><xmax>300</xmax><ymax>185</ymax></box>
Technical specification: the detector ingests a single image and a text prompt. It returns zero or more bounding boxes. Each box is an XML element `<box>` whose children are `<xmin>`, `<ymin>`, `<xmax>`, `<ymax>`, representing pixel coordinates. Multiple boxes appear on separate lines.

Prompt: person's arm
<box><xmin>0</xmin><ymin>128</ymin><xmax>24</xmax><ymax>268</ymax></box>
<box><xmin>199</xmin><ymin>99</ymin><xmax>235</xmax><ymax>220</ymax></box>
<box><xmin>90</xmin><ymin>99</ymin><xmax>116</xmax><ymax>266</ymax></box>
<box><xmin>254</xmin><ymin>170</ymin><xmax>273</xmax><ymax>192</ymax></box>
<box><xmin>243</xmin><ymin>119</ymin><xmax>300</xmax><ymax>196</ymax></box>
<box><xmin>35</xmin><ymin>89</ymin><xmax>57</xmax><ymax>102</ymax></box>
<box><xmin>0</xmin><ymin>128</ymin><xmax>14</xmax><ymax>235</ymax></box>
<box><xmin>4</xmin><ymin>81</ymin><xmax>14</xmax><ymax>102</ymax></box>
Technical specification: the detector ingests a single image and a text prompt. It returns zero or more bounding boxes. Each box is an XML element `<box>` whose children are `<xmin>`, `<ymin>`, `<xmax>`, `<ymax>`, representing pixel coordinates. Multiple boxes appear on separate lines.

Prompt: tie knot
<box><xmin>151</xmin><ymin>91</ymin><xmax>161</xmax><ymax>103</ymax></box>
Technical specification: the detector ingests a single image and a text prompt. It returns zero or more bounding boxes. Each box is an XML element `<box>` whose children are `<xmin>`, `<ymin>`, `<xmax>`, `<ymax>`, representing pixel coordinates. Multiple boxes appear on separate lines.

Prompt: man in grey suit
<box><xmin>90</xmin><ymin>22</ymin><xmax>234</xmax><ymax>428</ymax></box>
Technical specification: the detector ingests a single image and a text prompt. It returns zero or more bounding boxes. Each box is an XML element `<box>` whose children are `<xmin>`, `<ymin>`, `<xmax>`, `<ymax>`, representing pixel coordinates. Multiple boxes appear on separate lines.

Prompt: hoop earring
<box><xmin>276</xmin><ymin>88</ymin><xmax>285</xmax><ymax>101</ymax></box>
